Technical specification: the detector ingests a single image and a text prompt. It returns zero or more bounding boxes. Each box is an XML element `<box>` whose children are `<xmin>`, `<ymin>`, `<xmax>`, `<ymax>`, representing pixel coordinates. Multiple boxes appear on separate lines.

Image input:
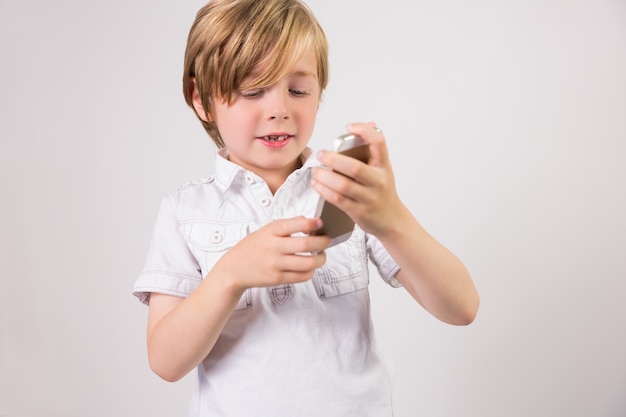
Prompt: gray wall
<box><xmin>1</xmin><ymin>0</ymin><xmax>625</xmax><ymax>416</ymax></box>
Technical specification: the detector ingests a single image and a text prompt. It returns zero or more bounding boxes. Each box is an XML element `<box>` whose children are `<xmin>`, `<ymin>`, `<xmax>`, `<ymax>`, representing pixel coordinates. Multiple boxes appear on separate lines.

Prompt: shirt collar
<box><xmin>214</xmin><ymin>147</ymin><xmax>321</xmax><ymax>189</ymax></box>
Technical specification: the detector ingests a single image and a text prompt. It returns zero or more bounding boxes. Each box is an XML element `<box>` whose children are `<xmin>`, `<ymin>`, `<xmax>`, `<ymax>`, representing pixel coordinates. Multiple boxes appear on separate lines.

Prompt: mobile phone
<box><xmin>312</xmin><ymin>133</ymin><xmax>371</xmax><ymax>246</ymax></box>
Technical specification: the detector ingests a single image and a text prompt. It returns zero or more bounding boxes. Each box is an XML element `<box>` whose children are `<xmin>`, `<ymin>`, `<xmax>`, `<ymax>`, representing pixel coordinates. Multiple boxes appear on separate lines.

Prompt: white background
<box><xmin>1</xmin><ymin>0</ymin><xmax>625</xmax><ymax>416</ymax></box>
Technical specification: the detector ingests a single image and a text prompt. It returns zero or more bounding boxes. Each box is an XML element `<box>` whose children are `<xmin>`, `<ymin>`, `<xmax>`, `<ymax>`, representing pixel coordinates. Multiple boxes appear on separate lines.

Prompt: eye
<box><xmin>289</xmin><ymin>88</ymin><xmax>311</xmax><ymax>97</ymax></box>
<box><xmin>239</xmin><ymin>89</ymin><xmax>264</xmax><ymax>98</ymax></box>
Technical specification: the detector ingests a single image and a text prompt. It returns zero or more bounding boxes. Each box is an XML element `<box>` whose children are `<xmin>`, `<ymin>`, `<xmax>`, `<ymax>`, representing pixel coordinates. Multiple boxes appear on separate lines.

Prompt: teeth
<box><xmin>265</xmin><ymin>135</ymin><xmax>289</xmax><ymax>142</ymax></box>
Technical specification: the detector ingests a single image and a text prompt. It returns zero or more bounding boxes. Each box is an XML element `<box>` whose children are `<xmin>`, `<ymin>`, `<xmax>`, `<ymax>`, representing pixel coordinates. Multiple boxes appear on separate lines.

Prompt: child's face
<box><xmin>213</xmin><ymin>45</ymin><xmax>320</xmax><ymax>182</ymax></box>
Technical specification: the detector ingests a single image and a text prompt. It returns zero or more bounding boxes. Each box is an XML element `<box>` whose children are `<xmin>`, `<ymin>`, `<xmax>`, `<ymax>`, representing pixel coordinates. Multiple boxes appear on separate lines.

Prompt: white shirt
<box><xmin>134</xmin><ymin>148</ymin><xmax>402</xmax><ymax>417</ymax></box>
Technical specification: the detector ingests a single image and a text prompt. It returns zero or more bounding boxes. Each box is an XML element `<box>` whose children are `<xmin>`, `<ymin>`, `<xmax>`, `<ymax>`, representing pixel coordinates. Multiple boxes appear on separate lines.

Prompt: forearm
<box><xmin>147</xmin><ymin>270</ymin><xmax>244</xmax><ymax>382</ymax></box>
<box><xmin>146</xmin><ymin>217</ymin><xmax>329</xmax><ymax>381</ymax></box>
<box><xmin>377</xmin><ymin>205</ymin><xmax>479</xmax><ymax>325</ymax></box>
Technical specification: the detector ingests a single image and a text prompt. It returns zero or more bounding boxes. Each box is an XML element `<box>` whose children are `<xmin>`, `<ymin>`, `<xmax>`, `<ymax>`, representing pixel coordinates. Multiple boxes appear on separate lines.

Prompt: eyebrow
<box><xmin>289</xmin><ymin>69</ymin><xmax>317</xmax><ymax>79</ymax></box>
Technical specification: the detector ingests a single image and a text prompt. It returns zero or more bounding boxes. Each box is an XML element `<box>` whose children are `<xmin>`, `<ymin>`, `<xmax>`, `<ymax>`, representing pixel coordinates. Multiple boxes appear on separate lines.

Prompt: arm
<box><xmin>368</xmin><ymin>204</ymin><xmax>479</xmax><ymax>325</ymax></box>
<box><xmin>311</xmin><ymin>123</ymin><xmax>479</xmax><ymax>325</ymax></box>
<box><xmin>147</xmin><ymin>217</ymin><xmax>330</xmax><ymax>382</ymax></box>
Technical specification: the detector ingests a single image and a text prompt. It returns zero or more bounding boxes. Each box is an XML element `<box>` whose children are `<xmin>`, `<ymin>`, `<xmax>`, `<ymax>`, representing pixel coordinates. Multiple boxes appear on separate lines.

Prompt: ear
<box><xmin>189</xmin><ymin>80</ymin><xmax>211</xmax><ymax>122</ymax></box>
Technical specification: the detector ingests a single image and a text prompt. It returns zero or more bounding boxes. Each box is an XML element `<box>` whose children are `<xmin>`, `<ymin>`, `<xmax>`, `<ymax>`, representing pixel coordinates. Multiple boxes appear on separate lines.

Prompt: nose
<box><xmin>267</xmin><ymin>89</ymin><xmax>290</xmax><ymax>120</ymax></box>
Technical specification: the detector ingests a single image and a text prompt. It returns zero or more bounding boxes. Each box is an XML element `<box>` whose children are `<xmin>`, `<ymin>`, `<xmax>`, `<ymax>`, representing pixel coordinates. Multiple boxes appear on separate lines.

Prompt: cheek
<box><xmin>301</xmin><ymin>101</ymin><xmax>319</xmax><ymax>122</ymax></box>
<box><xmin>215</xmin><ymin>105</ymin><xmax>246</xmax><ymax>132</ymax></box>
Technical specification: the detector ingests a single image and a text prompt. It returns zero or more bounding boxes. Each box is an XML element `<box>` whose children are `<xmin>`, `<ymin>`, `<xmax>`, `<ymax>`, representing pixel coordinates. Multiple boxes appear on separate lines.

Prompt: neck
<box><xmin>264</xmin><ymin>158</ymin><xmax>303</xmax><ymax>194</ymax></box>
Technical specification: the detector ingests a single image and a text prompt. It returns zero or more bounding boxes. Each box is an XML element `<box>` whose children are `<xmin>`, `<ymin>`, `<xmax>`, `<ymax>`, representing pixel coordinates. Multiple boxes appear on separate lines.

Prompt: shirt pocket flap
<box><xmin>313</xmin><ymin>228</ymin><xmax>369</xmax><ymax>298</ymax></box>
<box><xmin>180</xmin><ymin>220</ymin><xmax>252</xmax><ymax>311</ymax></box>
<box><xmin>183</xmin><ymin>221</ymin><xmax>249</xmax><ymax>252</ymax></box>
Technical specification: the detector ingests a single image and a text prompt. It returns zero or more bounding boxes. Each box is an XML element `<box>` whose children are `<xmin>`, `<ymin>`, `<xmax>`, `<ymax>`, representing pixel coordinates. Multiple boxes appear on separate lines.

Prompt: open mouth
<box><xmin>260</xmin><ymin>134</ymin><xmax>291</xmax><ymax>142</ymax></box>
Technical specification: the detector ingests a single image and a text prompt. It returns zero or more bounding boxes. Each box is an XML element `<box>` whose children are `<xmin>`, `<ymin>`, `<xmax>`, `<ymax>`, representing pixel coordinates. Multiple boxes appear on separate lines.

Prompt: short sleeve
<box><xmin>133</xmin><ymin>194</ymin><xmax>203</xmax><ymax>305</ymax></box>
<box><xmin>365</xmin><ymin>232</ymin><xmax>402</xmax><ymax>288</ymax></box>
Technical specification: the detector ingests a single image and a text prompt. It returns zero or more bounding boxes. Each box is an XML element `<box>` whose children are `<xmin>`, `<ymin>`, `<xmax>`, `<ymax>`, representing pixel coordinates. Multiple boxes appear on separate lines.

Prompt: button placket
<box><xmin>243</xmin><ymin>171</ymin><xmax>274</xmax><ymax>213</ymax></box>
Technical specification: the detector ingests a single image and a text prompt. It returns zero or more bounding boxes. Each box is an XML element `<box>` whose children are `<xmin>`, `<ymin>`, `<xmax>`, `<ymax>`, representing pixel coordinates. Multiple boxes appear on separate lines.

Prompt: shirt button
<box><xmin>260</xmin><ymin>198</ymin><xmax>270</xmax><ymax>207</ymax></box>
<box><xmin>245</xmin><ymin>174</ymin><xmax>254</xmax><ymax>184</ymax></box>
<box><xmin>211</xmin><ymin>231</ymin><xmax>223</xmax><ymax>244</ymax></box>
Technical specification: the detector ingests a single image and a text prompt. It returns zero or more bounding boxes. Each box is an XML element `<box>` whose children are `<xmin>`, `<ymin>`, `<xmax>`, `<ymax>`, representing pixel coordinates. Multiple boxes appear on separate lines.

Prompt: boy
<box><xmin>133</xmin><ymin>0</ymin><xmax>479</xmax><ymax>415</ymax></box>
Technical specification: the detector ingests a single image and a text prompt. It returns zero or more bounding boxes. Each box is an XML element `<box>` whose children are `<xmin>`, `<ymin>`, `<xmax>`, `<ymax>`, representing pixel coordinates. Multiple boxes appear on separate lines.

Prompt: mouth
<box><xmin>257</xmin><ymin>133</ymin><xmax>293</xmax><ymax>148</ymax></box>
<box><xmin>259</xmin><ymin>134</ymin><xmax>291</xmax><ymax>142</ymax></box>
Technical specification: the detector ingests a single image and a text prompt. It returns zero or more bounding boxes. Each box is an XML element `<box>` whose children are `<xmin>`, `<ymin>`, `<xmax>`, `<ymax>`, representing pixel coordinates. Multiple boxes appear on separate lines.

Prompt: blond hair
<box><xmin>182</xmin><ymin>0</ymin><xmax>329</xmax><ymax>148</ymax></box>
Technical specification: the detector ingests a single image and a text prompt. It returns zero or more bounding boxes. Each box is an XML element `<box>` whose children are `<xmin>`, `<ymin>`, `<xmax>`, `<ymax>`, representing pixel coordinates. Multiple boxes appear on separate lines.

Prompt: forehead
<box><xmin>244</xmin><ymin>43</ymin><xmax>318</xmax><ymax>87</ymax></box>
<box><xmin>287</xmin><ymin>46</ymin><xmax>318</xmax><ymax>78</ymax></box>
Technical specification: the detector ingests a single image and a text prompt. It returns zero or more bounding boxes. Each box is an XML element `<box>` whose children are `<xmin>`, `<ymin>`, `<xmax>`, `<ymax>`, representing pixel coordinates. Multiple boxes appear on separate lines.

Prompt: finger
<box><xmin>346</xmin><ymin>122</ymin><xmax>389</xmax><ymax>166</ymax></box>
<box><xmin>262</xmin><ymin>251</ymin><xmax>327</xmax><ymax>285</ymax></box>
<box><xmin>315</xmin><ymin>149</ymin><xmax>374</xmax><ymax>191</ymax></box>
<box><xmin>311</xmin><ymin>165</ymin><xmax>364</xmax><ymax>202</ymax></box>
<box><xmin>270</xmin><ymin>216</ymin><xmax>323</xmax><ymax>237</ymax></box>
<box><xmin>281</xmin><ymin>251</ymin><xmax>327</xmax><ymax>273</ymax></box>
<box><xmin>276</xmin><ymin>233</ymin><xmax>331</xmax><ymax>255</ymax></box>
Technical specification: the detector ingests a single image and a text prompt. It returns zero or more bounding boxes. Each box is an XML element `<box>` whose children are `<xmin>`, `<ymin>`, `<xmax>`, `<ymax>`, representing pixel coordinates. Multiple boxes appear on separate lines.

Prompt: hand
<box><xmin>311</xmin><ymin>122</ymin><xmax>405</xmax><ymax>237</ymax></box>
<box><xmin>214</xmin><ymin>216</ymin><xmax>330</xmax><ymax>291</ymax></box>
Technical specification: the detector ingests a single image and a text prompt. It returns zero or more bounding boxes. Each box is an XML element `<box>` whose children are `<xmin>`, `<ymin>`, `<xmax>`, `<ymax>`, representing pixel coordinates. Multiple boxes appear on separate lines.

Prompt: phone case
<box><xmin>312</xmin><ymin>134</ymin><xmax>371</xmax><ymax>246</ymax></box>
